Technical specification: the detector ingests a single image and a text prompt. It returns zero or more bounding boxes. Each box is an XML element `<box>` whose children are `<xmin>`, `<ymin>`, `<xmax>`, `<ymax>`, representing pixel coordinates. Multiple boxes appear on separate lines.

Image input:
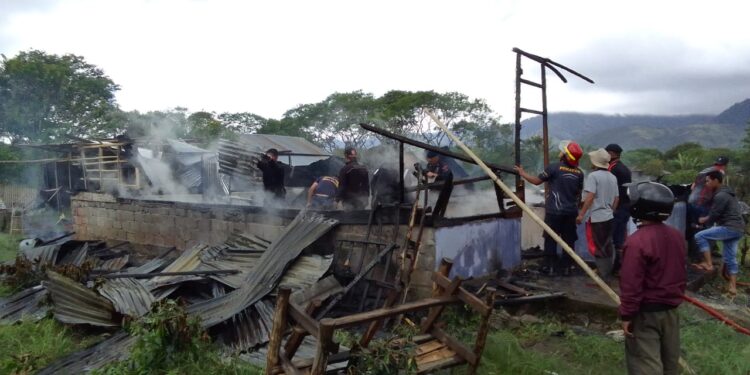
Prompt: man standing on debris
<box><xmin>619</xmin><ymin>181</ymin><xmax>685</xmax><ymax>375</ymax></box>
<box><xmin>693</xmin><ymin>170</ymin><xmax>745</xmax><ymax>295</ymax></box>
<box><xmin>605</xmin><ymin>144</ymin><xmax>632</xmax><ymax>271</ymax></box>
<box><xmin>306</xmin><ymin>176</ymin><xmax>339</xmax><ymax>210</ymax></box>
<box><xmin>336</xmin><ymin>147</ymin><xmax>370</xmax><ymax>210</ymax></box>
<box><xmin>577</xmin><ymin>148</ymin><xmax>619</xmax><ymax>280</ymax></box>
<box><xmin>425</xmin><ymin>149</ymin><xmax>455</xmax><ymax>218</ymax></box>
<box><xmin>425</xmin><ymin>150</ymin><xmax>454</xmax><ymax>184</ymax></box>
<box><xmin>257</xmin><ymin>148</ymin><xmax>286</xmax><ymax>201</ymax></box>
<box><xmin>515</xmin><ymin>140</ymin><xmax>584</xmax><ymax>276</ymax></box>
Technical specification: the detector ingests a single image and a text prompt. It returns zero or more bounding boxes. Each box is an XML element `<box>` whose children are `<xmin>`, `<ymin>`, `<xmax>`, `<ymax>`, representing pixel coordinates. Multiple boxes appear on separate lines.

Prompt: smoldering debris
<box><xmin>0</xmin><ymin>211</ymin><xmax>343</xmax><ymax>373</ymax></box>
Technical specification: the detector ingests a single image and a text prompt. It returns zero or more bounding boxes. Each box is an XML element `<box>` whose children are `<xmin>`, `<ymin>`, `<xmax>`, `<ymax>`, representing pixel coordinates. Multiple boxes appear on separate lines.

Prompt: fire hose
<box><xmin>681</xmin><ymin>294</ymin><xmax>750</xmax><ymax>336</ymax></box>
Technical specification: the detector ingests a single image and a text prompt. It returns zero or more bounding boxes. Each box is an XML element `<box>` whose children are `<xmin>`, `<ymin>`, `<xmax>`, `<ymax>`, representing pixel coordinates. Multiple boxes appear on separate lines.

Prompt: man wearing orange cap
<box><xmin>516</xmin><ymin>140</ymin><xmax>585</xmax><ymax>275</ymax></box>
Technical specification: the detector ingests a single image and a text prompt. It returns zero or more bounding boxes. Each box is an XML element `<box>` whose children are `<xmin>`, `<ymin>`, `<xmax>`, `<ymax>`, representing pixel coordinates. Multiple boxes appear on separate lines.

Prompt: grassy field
<box><xmin>1</xmin><ymin>231</ymin><xmax>749</xmax><ymax>373</ymax></box>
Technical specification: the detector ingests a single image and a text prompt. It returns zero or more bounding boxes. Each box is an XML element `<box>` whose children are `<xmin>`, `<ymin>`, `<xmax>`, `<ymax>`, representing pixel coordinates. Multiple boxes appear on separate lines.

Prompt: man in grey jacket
<box><xmin>693</xmin><ymin>170</ymin><xmax>746</xmax><ymax>295</ymax></box>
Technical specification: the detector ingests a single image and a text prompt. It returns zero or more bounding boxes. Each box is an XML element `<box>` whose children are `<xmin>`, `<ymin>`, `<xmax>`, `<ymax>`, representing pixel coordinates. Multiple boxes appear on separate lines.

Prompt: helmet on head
<box><xmin>559</xmin><ymin>140</ymin><xmax>583</xmax><ymax>166</ymax></box>
<box><xmin>628</xmin><ymin>182</ymin><xmax>674</xmax><ymax>222</ymax></box>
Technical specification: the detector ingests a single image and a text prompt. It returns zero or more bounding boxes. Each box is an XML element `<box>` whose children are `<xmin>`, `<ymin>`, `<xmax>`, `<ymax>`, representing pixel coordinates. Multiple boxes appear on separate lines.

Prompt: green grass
<box><xmin>0</xmin><ymin>318</ymin><xmax>99</xmax><ymax>374</ymax></box>
<box><xmin>441</xmin><ymin>304</ymin><xmax>750</xmax><ymax>375</ymax></box>
<box><xmin>0</xmin><ymin>232</ymin><xmax>19</xmax><ymax>262</ymax></box>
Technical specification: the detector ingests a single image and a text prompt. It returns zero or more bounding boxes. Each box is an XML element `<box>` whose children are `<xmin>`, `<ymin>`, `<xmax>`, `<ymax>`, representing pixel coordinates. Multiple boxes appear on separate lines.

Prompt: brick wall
<box><xmin>71</xmin><ymin>193</ymin><xmax>290</xmax><ymax>250</ymax></box>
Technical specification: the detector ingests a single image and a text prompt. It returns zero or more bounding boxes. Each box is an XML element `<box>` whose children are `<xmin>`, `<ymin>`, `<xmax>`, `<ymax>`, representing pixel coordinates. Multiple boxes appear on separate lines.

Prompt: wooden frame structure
<box><xmin>265</xmin><ymin>259</ymin><xmax>495</xmax><ymax>375</ymax></box>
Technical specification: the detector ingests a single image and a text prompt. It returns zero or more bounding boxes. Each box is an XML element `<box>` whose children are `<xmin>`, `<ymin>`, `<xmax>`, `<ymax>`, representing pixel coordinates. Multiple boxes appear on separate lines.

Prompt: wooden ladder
<box><xmin>8</xmin><ymin>206</ymin><xmax>23</xmax><ymax>237</ymax></box>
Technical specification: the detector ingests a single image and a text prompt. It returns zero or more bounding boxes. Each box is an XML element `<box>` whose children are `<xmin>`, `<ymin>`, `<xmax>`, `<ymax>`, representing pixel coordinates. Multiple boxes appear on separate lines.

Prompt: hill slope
<box><xmin>519</xmin><ymin>99</ymin><xmax>750</xmax><ymax>150</ymax></box>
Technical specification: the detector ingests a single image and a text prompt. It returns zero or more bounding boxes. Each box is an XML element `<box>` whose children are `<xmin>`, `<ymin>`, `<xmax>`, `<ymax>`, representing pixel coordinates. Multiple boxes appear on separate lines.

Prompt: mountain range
<box><xmin>519</xmin><ymin>99</ymin><xmax>750</xmax><ymax>151</ymax></box>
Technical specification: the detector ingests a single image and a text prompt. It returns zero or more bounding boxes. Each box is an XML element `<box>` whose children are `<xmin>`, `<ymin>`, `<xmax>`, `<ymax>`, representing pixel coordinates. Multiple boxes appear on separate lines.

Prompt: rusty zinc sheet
<box><xmin>278</xmin><ymin>254</ymin><xmax>333</xmax><ymax>294</ymax></box>
<box><xmin>99</xmin><ymin>278</ymin><xmax>156</xmax><ymax>318</ymax></box>
<box><xmin>97</xmin><ymin>254</ymin><xmax>129</xmax><ymax>271</ymax></box>
<box><xmin>213</xmin><ymin>254</ymin><xmax>335</xmax><ymax>350</ymax></box>
<box><xmin>146</xmin><ymin>244</ymin><xmax>208</xmax><ymax>290</ymax></box>
<box><xmin>188</xmin><ymin>212</ymin><xmax>338</xmax><ymax>327</ymax></box>
<box><xmin>0</xmin><ymin>285</ymin><xmax>48</xmax><ymax>325</ymax></box>
<box><xmin>22</xmin><ymin>244</ymin><xmax>59</xmax><ymax>266</ymax></box>
<box><xmin>45</xmin><ymin>271</ymin><xmax>117</xmax><ymax>327</ymax></box>
<box><xmin>37</xmin><ymin>331</ymin><xmax>135</xmax><ymax>375</ymax></box>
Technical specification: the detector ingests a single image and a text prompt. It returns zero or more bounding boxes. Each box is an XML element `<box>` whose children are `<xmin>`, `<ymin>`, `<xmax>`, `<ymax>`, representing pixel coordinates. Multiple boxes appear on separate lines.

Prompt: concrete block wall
<box><xmin>72</xmin><ymin>193</ymin><xmax>289</xmax><ymax>250</ymax></box>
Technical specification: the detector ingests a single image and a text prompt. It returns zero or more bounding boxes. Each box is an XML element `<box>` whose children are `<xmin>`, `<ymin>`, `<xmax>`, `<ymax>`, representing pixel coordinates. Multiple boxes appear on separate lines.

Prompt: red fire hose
<box><xmin>681</xmin><ymin>294</ymin><xmax>750</xmax><ymax>336</ymax></box>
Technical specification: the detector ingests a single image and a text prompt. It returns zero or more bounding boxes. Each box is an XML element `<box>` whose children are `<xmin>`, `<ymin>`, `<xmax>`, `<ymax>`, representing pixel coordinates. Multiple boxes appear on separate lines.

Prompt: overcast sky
<box><xmin>2</xmin><ymin>0</ymin><xmax>749</xmax><ymax>121</ymax></box>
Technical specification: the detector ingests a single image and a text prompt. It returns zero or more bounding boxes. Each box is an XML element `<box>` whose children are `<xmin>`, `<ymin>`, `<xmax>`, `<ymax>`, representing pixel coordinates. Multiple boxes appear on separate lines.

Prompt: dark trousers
<box><xmin>543</xmin><ymin>213</ymin><xmax>578</xmax><ymax>270</ymax></box>
<box><xmin>625</xmin><ymin>309</ymin><xmax>680</xmax><ymax>375</ymax></box>
<box><xmin>612</xmin><ymin>205</ymin><xmax>630</xmax><ymax>250</ymax></box>
<box><xmin>591</xmin><ymin>219</ymin><xmax>615</xmax><ymax>279</ymax></box>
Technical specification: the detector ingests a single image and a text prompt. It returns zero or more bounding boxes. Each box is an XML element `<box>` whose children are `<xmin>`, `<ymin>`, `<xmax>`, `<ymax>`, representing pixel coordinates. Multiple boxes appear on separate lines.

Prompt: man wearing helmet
<box><xmin>515</xmin><ymin>140</ymin><xmax>584</xmax><ymax>275</ymax></box>
<box><xmin>619</xmin><ymin>182</ymin><xmax>686</xmax><ymax>374</ymax></box>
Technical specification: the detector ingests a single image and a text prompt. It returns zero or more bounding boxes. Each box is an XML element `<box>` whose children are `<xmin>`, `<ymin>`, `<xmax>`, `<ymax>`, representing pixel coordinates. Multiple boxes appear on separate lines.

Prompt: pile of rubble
<box><xmin>1</xmin><ymin>212</ymin><xmax>341</xmax><ymax>373</ymax></box>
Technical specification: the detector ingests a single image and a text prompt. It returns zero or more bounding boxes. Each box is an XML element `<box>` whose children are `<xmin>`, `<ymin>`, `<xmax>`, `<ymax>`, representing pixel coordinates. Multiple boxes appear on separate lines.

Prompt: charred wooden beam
<box><xmin>359</xmin><ymin>123</ymin><xmax>517</xmax><ymax>175</ymax></box>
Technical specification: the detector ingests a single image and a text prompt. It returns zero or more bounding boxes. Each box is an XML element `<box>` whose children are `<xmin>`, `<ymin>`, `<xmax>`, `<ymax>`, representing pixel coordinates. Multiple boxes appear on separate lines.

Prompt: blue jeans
<box><xmin>694</xmin><ymin>226</ymin><xmax>743</xmax><ymax>274</ymax></box>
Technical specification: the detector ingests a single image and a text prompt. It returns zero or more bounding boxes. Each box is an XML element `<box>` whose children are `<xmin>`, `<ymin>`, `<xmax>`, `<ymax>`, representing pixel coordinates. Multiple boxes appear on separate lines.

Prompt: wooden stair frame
<box><xmin>265</xmin><ymin>258</ymin><xmax>496</xmax><ymax>375</ymax></box>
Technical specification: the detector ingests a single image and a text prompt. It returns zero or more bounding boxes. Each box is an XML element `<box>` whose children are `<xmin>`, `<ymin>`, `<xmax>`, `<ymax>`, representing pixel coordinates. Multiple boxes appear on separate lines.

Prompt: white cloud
<box><xmin>2</xmin><ymin>0</ymin><xmax>749</xmax><ymax>120</ymax></box>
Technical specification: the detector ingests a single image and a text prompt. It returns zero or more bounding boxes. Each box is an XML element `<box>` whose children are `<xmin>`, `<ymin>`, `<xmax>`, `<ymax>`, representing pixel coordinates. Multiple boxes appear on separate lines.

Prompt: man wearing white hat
<box><xmin>577</xmin><ymin>148</ymin><xmax>619</xmax><ymax>280</ymax></box>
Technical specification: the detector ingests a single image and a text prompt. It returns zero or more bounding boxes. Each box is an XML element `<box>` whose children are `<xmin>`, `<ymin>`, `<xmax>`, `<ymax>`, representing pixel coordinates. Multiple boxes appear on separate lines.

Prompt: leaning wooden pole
<box><xmin>425</xmin><ymin>109</ymin><xmax>696</xmax><ymax>375</ymax></box>
<box><xmin>424</xmin><ymin>109</ymin><xmax>620</xmax><ymax>304</ymax></box>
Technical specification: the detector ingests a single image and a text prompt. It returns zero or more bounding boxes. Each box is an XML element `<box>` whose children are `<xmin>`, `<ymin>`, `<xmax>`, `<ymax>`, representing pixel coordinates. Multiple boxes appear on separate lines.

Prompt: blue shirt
<box><xmin>538</xmin><ymin>161</ymin><xmax>584</xmax><ymax>215</ymax></box>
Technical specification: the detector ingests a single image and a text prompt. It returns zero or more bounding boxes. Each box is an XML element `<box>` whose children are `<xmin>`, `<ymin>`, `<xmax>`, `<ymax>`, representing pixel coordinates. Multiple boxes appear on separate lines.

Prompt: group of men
<box><xmin>515</xmin><ymin>142</ymin><xmax>631</xmax><ymax>279</ymax></box>
<box><xmin>256</xmin><ymin>147</ymin><xmax>371</xmax><ymax>210</ymax></box>
<box><xmin>518</xmin><ymin>141</ymin><xmax>745</xmax><ymax>374</ymax></box>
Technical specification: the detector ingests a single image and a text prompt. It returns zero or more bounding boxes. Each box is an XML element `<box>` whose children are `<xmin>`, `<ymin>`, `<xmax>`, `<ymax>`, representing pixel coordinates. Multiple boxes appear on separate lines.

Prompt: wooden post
<box><xmin>284</xmin><ymin>300</ymin><xmax>321</xmax><ymax>359</ymax></box>
<box><xmin>424</xmin><ymin>110</ymin><xmax>621</xmax><ymax>305</ymax></box>
<box><xmin>359</xmin><ymin>288</ymin><xmax>400</xmax><ymax>348</ymax></box>
<box><xmin>468</xmin><ymin>287</ymin><xmax>496</xmax><ymax>375</ymax></box>
<box><xmin>310</xmin><ymin>320</ymin><xmax>335</xmax><ymax>375</ymax></box>
<box><xmin>427</xmin><ymin>258</ymin><xmax>453</xmax><ymax>319</ymax></box>
<box><xmin>266</xmin><ymin>287</ymin><xmax>291</xmax><ymax>375</ymax></box>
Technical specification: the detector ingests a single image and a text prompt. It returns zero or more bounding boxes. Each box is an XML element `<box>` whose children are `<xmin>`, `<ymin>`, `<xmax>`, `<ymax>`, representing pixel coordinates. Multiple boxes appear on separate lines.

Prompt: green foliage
<box><xmin>349</xmin><ymin>324</ymin><xmax>418</xmax><ymax>375</ymax></box>
<box><xmin>663</xmin><ymin>142</ymin><xmax>703</xmax><ymax>161</ymax></box>
<box><xmin>187</xmin><ymin>111</ymin><xmax>237</xmax><ymax>145</ymax></box>
<box><xmin>122</xmin><ymin>108</ymin><xmax>190</xmax><ymax>139</ymax></box>
<box><xmin>0</xmin><ymin>318</ymin><xmax>97</xmax><ymax>374</ymax></box>
<box><xmin>0</xmin><ymin>50</ymin><xmax>121</xmax><ymax>144</ymax></box>
<box><xmin>97</xmin><ymin>300</ymin><xmax>260</xmax><ymax>375</ymax></box>
<box><xmin>0</xmin><ymin>144</ymin><xmax>24</xmax><ymax>183</ymax></box>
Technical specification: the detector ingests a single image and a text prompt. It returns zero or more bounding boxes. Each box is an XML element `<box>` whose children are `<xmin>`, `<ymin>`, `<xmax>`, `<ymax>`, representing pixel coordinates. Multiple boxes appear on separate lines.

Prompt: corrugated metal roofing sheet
<box><xmin>188</xmin><ymin>212</ymin><xmax>338</xmax><ymax>327</ymax></box>
<box><xmin>0</xmin><ymin>285</ymin><xmax>48</xmax><ymax>324</ymax></box>
<box><xmin>45</xmin><ymin>271</ymin><xmax>117</xmax><ymax>327</ymax></box>
<box><xmin>99</xmin><ymin>278</ymin><xmax>155</xmax><ymax>318</ymax></box>
<box><xmin>238</xmin><ymin>134</ymin><xmax>328</xmax><ymax>156</ymax></box>
<box><xmin>37</xmin><ymin>331</ymin><xmax>136</xmax><ymax>375</ymax></box>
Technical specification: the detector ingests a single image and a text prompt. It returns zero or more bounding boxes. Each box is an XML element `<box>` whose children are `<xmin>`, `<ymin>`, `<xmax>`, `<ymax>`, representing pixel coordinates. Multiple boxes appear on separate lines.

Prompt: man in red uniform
<box><xmin>619</xmin><ymin>182</ymin><xmax>686</xmax><ymax>375</ymax></box>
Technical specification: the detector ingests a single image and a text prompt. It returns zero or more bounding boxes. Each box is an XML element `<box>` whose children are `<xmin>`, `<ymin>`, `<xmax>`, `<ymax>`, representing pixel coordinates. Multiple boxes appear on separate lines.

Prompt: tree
<box><xmin>280</xmin><ymin>91</ymin><xmax>379</xmax><ymax>151</ymax></box>
<box><xmin>0</xmin><ymin>50</ymin><xmax>121</xmax><ymax>144</ymax></box>
<box><xmin>217</xmin><ymin>112</ymin><xmax>267</xmax><ymax>134</ymax></box>
<box><xmin>187</xmin><ymin>111</ymin><xmax>236</xmax><ymax>145</ymax></box>
<box><xmin>663</xmin><ymin>142</ymin><xmax>703</xmax><ymax>161</ymax></box>
<box><xmin>122</xmin><ymin>108</ymin><xmax>190</xmax><ymax>139</ymax></box>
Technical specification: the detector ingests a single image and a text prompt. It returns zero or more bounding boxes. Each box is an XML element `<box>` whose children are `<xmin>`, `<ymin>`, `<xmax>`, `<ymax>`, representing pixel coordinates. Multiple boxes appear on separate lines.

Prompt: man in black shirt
<box><xmin>337</xmin><ymin>147</ymin><xmax>370</xmax><ymax>210</ymax></box>
<box><xmin>516</xmin><ymin>140</ymin><xmax>584</xmax><ymax>275</ymax></box>
<box><xmin>605</xmin><ymin>143</ymin><xmax>632</xmax><ymax>270</ymax></box>
<box><xmin>256</xmin><ymin>148</ymin><xmax>286</xmax><ymax>201</ymax></box>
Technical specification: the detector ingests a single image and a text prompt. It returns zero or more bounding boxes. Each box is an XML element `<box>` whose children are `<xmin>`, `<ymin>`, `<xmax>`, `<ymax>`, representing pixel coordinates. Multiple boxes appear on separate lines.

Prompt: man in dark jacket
<box><xmin>620</xmin><ymin>182</ymin><xmax>686</xmax><ymax>375</ymax></box>
<box><xmin>693</xmin><ymin>170</ymin><xmax>745</xmax><ymax>295</ymax></box>
<box><xmin>336</xmin><ymin>147</ymin><xmax>370</xmax><ymax>210</ymax></box>
<box><xmin>256</xmin><ymin>148</ymin><xmax>286</xmax><ymax>201</ymax></box>
<box><xmin>516</xmin><ymin>140</ymin><xmax>584</xmax><ymax>275</ymax></box>
<box><xmin>605</xmin><ymin>144</ymin><xmax>632</xmax><ymax>270</ymax></box>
